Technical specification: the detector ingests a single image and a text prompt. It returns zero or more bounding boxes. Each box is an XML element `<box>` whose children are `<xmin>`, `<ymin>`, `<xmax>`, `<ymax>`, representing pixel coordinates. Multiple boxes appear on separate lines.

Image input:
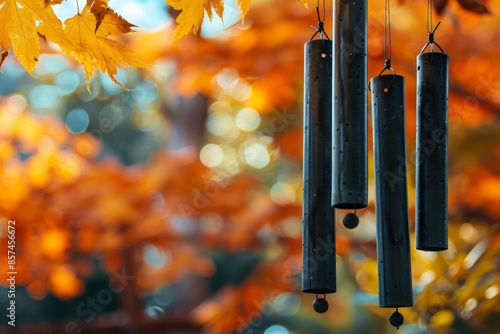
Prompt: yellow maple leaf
<box><xmin>63</xmin><ymin>6</ymin><xmax>149</xmax><ymax>89</ymax></box>
<box><xmin>206</xmin><ymin>0</ymin><xmax>224</xmax><ymax>21</ymax></box>
<box><xmin>237</xmin><ymin>0</ymin><xmax>251</xmax><ymax>23</ymax></box>
<box><xmin>168</xmin><ymin>0</ymin><xmax>206</xmax><ymax>41</ymax></box>
<box><xmin>0</xmin><ymin>0</ymin><xmax>76</xmax><ymax>74</ymax></box>
<box><xmin>167</xmin><ymin>0</ymin><xmax>225</xmax><ymax>41</ymax></box>
<box><xmin>0</xmin><ymin>0</ymin><xmax>40</xmax><ymax>74</ymax></box>
<box><xmin>87</xmin><ymin>0</ymin><xmax>109</xmax><ymax>32</ymax></box>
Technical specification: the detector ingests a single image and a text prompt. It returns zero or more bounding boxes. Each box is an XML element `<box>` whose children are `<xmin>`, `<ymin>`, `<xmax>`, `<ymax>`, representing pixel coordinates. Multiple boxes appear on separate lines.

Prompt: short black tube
<box><xmin>416</xmin><ymin>52</ymin><xmax>449</xmax><ymax>251</ymax></box>
<box><xmin>332</xmin><ymin>0</ymin><xmax>368</xmax><ymax>210</ymax></box>
<box><xmin>302</xmin><ymin>40</ymin><xmax>336</xmax><ymax>294</ymax></box>
<box><xmin>370</xmin><ymin>75</ymin><xmax>413</xmax><ymax>307</ymax></box>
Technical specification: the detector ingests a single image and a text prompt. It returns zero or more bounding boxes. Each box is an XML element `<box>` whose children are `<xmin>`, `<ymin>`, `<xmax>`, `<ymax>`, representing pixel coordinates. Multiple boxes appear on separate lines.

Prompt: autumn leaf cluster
<box><xmin>0</xmin><ymin>0</ymin><xmax>147</xmax><ymax>88</ymax></box>
<box><xmin>0</xmin><ymin>104</ymin><xmax>312</xmax><ymax>331</ymax></box>
<box><xmin>166</xmin><ymin>0</ymin><xmax>309</xmax><ymax>41</ymax></box>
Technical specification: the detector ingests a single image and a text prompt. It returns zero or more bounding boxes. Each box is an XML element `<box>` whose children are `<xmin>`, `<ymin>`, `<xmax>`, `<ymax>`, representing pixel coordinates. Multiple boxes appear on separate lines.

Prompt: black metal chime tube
<box><xmin>332</xmin><ymin>0</ymin><xmax>368</xmax><ymax>221</ymax></box>
<box><xmin>302</xmin><ymin>40</ymin><xmax>336</xmax><ymax>307</ymax></box>
<box><xmin>416</xmin><ymin>52</ymin><xmax>449</xmax><ymax>251</ymax></box>
<box><xmin>370</xmin><ymin>75</ymin><xmax>413</xmax><ymax>308</ymax></box>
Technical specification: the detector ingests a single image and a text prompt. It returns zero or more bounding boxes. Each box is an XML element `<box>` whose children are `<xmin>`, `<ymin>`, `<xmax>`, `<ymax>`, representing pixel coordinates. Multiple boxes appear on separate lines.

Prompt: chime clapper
<box><xmin>389</xmin><ymin>308</ymin><xmax>404</xmax><ymax>329</ymax></box>
<box><xmin>343</xmin><ymin>212</ymin><xmax>359</xmax><ymax>229</ymax></box>
<box><xmin>313</xmin><ymin>294</ymin><xmax>329</xmax><ymax>313</ymax></box>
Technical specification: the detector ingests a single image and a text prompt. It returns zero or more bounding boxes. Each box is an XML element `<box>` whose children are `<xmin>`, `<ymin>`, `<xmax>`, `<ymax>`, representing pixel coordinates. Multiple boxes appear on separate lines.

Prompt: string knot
<box><xmin>310</xmin><ymin>6</ymin><xmax>330</xmax><ymax>41</ymax></box>
<box><xmin>427</xmin><ymin>32</ymin><xmax>434</xmax><ymax>44</ymax></box>
<box><xmin>419</xmin><ymin>21</ymin><xmax>444</xmax><ymax>54</ymax></box>
<box><xmin>384</xmin><ymin>59</ymin><xmax>392</xmax><ymax>70</ymax></box>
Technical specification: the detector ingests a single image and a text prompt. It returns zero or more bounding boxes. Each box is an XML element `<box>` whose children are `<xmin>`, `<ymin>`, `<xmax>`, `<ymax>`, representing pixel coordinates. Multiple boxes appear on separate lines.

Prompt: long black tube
<box><xmin>332</xmin><ymin>0</ymin><xmax>368</xmax><ymax>210</ymax></box>
<box><xmin>416</xmin><ymin>52</ymin><xmax>449</xmax><ymax>251</ymax></box>
<box><xmin>370</xmin><ymin>74</ymin><xmax>413</xmax><ymax>308</ymax></box>
<box><xmin>302</xmin><ymin>40</ymin><xmax>336</xmax><ymax>295</ymax></box>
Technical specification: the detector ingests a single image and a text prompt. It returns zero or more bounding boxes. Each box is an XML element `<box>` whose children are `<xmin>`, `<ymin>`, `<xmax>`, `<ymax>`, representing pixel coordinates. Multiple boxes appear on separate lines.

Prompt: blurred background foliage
<box><xmin>0</xmin><ymin>0</ymin><xmax>500</xmax><ymax>333</ymax></box>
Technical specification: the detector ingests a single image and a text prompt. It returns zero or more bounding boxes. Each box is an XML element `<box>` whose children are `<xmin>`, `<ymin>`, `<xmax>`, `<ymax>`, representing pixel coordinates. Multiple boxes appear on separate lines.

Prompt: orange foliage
<box><xmin>450</xmin><ymin>168</ymin><xmax>500</xmax><ymax>218</ymax></box>
<box><xmin>0</xmin><ymin>106</ymin><xmax>303</xmax><ymax>305</ymax></box>
<box><xmin>193</xmin><ymin>256</ymin><xmax>301</xmax><ymax>332</ymax></box>
<box><xmin>0</xmin><ymin>0</ymin><xmax>499</xmax><ymax>332</ymax></box>
<box><xmin>49</xmin><ymin>265</ymin><xmax>85</xmax><ymax>300</ymax></box>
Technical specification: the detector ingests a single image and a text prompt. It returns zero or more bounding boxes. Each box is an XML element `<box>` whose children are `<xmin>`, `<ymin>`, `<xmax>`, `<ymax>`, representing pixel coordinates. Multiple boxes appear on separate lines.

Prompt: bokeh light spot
<box><xmin>200</xmin><ymin>143</ymin><xmax>224</xmax><ymax>167</ymax></box>
<box><xmin>485</xmin><ymin>285</ymin><xmax>499</xmax><ymax>299</ymax></box>
<box><xmin>132</xmin><ymin>81</ymin><xmax>159</xmax><ymax>105</ymax></box>
<box><xmin>216</xmin><ymin>67</ymin><xmax>239</xmax><ymax>89</ymax></box>
<box><xmin>7</xmin><ymin>94</ymin><xmax>27</xmax><ymax>113</ymax></box>
<box><xmin>207</xmin><ymin>109</ymin><xmax>234</xmax><ymax>136</ymax></box>
<box><xmin>274</xmin><ymin>293</ymin><xmax>301</xmax><ymax>316</ymax></box>
<box><xmin>56</xmin><ymin>70</ymin><xmax>80</xmax><ymax>95</ymax></box>
<box><xmin>144</xmin><ymin>245</ymin><xmax>169</xmax><ymax>267</ymax></box>
<box><xmin>230</xmin><ymin>79</ymin><xmax>252</xmax><ymax>101</ymax></box>
<box><xmin>459</xmin><ymin>223</ymin><xmax>479</xmax><ymax>243</ymax></box>
<box><xmin>222</xmin><ymin>148</ymin><xmax>241</xmax><ymax>175</ymax></box>
<box><xmin>236</xmin><ymin>107</ymin><xmax>260</xmax><ymax>132</ymax></box>
<box><xmin>29</xmin><ymin>85</ymin><xmax>60</xmax><ymax>109</ymax></box>
<box><xmin>65</xmin><ymin>109</ymin><xmax>90</xmax><ymax>134</ymax></box>
<box><xmin>263</xmin><ymin>325</ymin><xmax>289</xmax><ymax>334</ymax></box>
<box><xmin>244</xmin><ymin>142</ymin><xmax>270</xmax><ymax>169</ymax></box>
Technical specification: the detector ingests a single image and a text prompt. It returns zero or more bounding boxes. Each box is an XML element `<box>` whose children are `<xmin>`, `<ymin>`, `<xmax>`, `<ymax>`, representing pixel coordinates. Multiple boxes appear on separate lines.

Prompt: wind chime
<box><xmin>369</xmin><ymin>0</ymin><xmax>413</xmax><ymax>327</ymax></box>
<box><xmin>416</xmin><ymin>0</ymin><xmax>449</xmax><ymax>252</ymax></box>
<box><xmin>332</xmin><ymin>0</ymin><xmax>368</xmax><ymax>228</ymax></box>
<box><xmin>302</xmin><ymin>0</ymin><xmax>449</xmax><ymax>329</ymax></box>
<box><xmin>302</xmin><ymin>1</ymin><xmax>335</xmax><ymax>314</ymax></box>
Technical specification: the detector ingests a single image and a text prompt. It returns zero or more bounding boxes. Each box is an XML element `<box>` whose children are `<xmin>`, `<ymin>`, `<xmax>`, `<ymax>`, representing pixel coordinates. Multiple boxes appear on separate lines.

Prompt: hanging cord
<box><xmin>420</xmin><ymin>0</ymin><xmax>444</xmax><ymax>54</ymax></box>
<box><xmin>310</xmin><ymin>0</ymin><xmax>330</xmax><ymax>41</ymax></box>
<box><xmin>369</xmin><ymin>0</ymin><xmax>396</xmax><ymax>92</ymax></box>
<box><xmin>427</xmin><ymin>0</ymin><xmax>433</xmax><ymax>33</ymax></box>
<box><xmin>377</xmin><ymin>0</ymin><xmax>396</xmax><ymax>77</ymax></box>
<box><xmin>383</xmin><ymin>0</ymin><xmax>392</xmax><ymax>67</ymax></box>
